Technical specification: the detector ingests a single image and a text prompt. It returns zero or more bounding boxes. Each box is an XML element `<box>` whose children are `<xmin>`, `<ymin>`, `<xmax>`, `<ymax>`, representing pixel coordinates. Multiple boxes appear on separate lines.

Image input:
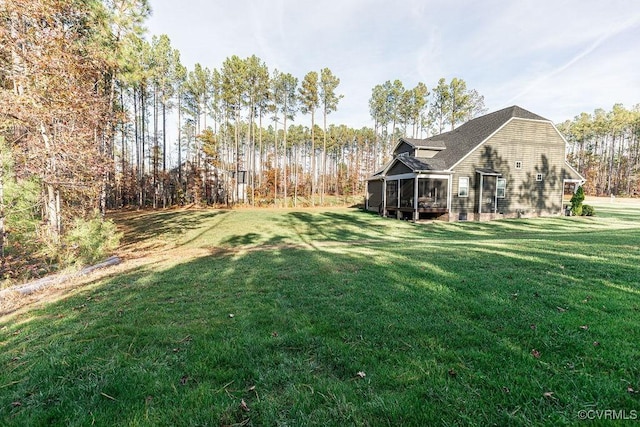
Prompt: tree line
<box><xmin>368</xmin><ymin>77</ymin><xmax>486</xmax><ymax>167</ymax></box>
<box><xmin>558</xmin><ymin>104</ymin><xmax>640</xmax><ymax>197</ymax></box>
<box><xmin>0</xmin><ymin>0</ymin><xmax>487</xmax><ymax>276</ymax></box>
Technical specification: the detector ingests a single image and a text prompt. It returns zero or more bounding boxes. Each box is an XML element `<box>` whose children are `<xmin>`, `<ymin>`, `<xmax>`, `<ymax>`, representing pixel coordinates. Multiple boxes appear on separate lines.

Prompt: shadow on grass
<box><xmin>2</xmin><ymin>219</ymin><xmax>640</xmax><ymax>426</ymax></box>
<box><xmin>116</xmin><ymin>209</ymin><xmax>230</xmax><ymax>248</ymax></box>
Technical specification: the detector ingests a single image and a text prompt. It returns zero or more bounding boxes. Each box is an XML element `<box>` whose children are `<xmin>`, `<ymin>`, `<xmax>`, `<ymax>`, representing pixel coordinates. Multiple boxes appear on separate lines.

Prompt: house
<box><xmin>366</xmin><ymin>106</ymin><xmax>584</xmax><ymax>221</ymax></box>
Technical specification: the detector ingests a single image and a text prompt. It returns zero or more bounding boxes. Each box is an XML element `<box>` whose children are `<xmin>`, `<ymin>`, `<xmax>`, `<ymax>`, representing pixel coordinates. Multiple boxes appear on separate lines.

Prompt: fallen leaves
<box><xmin>356</xmin><ymin>371</ymin><xmax>366</xmax><ymax>379</ymax></box>
<box><xmin>531</xmin><ymin>349</ymin><xmax>541</xmax><ymax>359</ymax></box>
<box><xmin>240</xmin><ymin>399</ymin><xmax>250</xmax><ymax>412</ymax></box>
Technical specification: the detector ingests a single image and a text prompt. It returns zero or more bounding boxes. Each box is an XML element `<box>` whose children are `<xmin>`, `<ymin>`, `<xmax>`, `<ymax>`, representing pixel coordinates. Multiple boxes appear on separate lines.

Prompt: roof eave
<box><xmin>564</xmin><ymin>161</ymin><xmax>585</xmax><ymax>181</ymax></box>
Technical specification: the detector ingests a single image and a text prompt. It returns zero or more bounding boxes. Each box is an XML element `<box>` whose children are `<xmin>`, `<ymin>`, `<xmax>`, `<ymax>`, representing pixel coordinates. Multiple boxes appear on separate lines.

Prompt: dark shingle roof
<box><xmin>401</xmin><ymin>138</ymin><xmax>446</xmax><ymax>150</ymax></box>
<box><xmin>398</xmin><ymin>156</ymin><xmax>447</xmax><ymax>171</ymax></box>
<box><xmin>426</xmin><ymin>105</ymin><xmax>549</xmax><ymax>169</ymax></box>
<box><xmin>368</xmin><ymin>106</ymin><xmax>552</xmax><ymax>179</ymax></box>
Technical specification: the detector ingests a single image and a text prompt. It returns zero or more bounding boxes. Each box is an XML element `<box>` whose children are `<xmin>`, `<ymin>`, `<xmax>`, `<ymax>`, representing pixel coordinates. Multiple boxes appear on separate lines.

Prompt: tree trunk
<box><xmin>283</xmin><ymin>116</ymin><xmax>288</xmax><ymax>208</ymax></box>
<box><xmin>0</xmin><ymin>149</ymin><xmax>5</xmax><ymax>259</ymax></box>
<box><xmin>120</xmin><ymin>87</ymin><xmax>126</xmax><ymax>208</ymax></box>
<box><xmin>140</xmin><ymin>86</ymin><xmax>146</xmax><ymax>207</ymax></box>
<box><xmin>293</xmin><ymin>143</ymin><xmax>298</xmax><ymax>207</ymax></box>
<box><xmin>322</xmin><ymin>111</ymin><xmax>327</xmax><ymax>205</ymax></box>
<box><xmin>310</xmin><ymin>112</ymin><xmax>315</xmax><ymax>207</ymax></box>
<box><xmin>274</xmin><ymin>118</ymin><xmax>278</xmax><ymax>207</ymax></box>
<box><xmin>177</xmin><ymin>90</ymin><xmax>183</xmax><ymax>196</ymax></box>
<box><xmin>258</xmin><ymin>113</ymin><xmax>263</xmax><ymax>189</ymax></box>
<box><xmin>152</xmin><ymin>87</ymin><xmax>158</xmax><ymax>208</ymax></box>
<box><xmin>234</xmin><ymin>110</ymin><xmax>240</xmax><ymax>204</ymax></box>
<box><xmin>162</xmin><ymin>99</ymin><xmax>167</xmax><ymax>208</ymax></box>
<box><xmin>608</xmin><ymin>134</ymin><xmax>616</xmax><ymax>195</ymax></box>
<box><xmin>40</xmin><ymin>123</ymin><xmax>61</xmax><ymax>243</ymax></box>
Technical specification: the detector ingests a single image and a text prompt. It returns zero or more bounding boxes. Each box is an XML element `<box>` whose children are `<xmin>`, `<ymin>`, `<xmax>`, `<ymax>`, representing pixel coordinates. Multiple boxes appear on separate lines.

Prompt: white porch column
<box><xmin>382</xmin><ymin>179</ymin><xmax>387</xmax><ymax>217</ymax></box>
<box><xmin>414</xmin><ymin>176</ymin><xmax>419</xmax><ymax>221</ymax></box>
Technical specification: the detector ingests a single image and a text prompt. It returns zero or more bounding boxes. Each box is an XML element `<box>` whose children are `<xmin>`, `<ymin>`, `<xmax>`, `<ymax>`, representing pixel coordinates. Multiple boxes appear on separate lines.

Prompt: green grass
<box><xmin>2</xmin><ymin>200</ymin><xmax>640</xmax><ymax>426</ymax></box>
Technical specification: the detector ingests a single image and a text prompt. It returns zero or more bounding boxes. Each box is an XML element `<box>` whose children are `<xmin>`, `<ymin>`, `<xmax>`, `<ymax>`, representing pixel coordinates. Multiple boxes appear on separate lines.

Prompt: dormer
<box><xmin>414</xmin><ymin>141</ymin><xmax>446</xmax><ymax>158</ymax></box>
<box><xmin>392</xmin><ymin>138</ymin><xmax>446</xmax><ymax>158</ymax></box>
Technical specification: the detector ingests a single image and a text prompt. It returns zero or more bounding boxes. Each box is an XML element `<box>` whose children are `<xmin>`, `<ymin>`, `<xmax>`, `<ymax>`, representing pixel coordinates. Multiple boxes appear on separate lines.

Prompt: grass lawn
<box><xmin>1</xmin><ymin>199</ymin><xmax>639</xmax><ymax>426</ymax></box>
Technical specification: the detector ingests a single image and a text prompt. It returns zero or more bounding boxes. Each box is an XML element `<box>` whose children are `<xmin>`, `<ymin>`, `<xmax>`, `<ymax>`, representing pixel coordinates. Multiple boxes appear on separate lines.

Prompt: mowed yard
<box><xmin>1</xmin><ymin>199</ymin><xmax>639</xmax><ymax>426</ymax></box>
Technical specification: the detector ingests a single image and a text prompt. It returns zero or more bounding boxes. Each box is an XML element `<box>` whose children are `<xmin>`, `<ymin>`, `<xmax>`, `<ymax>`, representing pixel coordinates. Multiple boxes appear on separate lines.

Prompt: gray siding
<box><xmin>394</xmin><ymin>141</ymin><xmax>414</xmax><ymax>156</ymax></box>
<box><xmin>451</xmin><ymin>119</ymin><xmax>569</xmax><ymax>218</ymax></box>
<box><xmin>388</xmin><ymin>161</ymin><xmax>412</xmax><ymax>176</ymax></box>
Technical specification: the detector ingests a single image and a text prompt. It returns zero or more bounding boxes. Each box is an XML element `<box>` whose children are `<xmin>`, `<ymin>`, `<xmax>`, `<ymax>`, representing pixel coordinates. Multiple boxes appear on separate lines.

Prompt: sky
<box><xmin>145</xmin><ymin>0</ymin><xmax>640</xmax><ymax>129</ymax></box>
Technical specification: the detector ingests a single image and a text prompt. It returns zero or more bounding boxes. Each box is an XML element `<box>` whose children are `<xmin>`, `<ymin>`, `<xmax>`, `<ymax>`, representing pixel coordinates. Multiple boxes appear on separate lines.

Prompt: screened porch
<box><xmin>385</xmin><ymin>176</ymin><xmax>449</xmax><ymax>220</ymax></box>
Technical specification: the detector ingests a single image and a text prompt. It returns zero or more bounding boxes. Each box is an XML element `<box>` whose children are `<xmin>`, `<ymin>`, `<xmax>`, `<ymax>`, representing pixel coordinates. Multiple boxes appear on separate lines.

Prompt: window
<box><xmin>497</xmin><ymin>178</ymin><xmax>506</xmax><ymax>198</ymax></box>
<box><xmin>536</xmin><ymin>173</ymin><xmax>543</xmax><ymax>182</ymax></box>
<box><xmin>458</xmin><ymin>177</ymin><xmax>469</xmax><ymax>197</ymax></box>
<box><xmin>515</xmin><ymin>161</ymin><xmax>522</xmax><ymax>169</ymax></box>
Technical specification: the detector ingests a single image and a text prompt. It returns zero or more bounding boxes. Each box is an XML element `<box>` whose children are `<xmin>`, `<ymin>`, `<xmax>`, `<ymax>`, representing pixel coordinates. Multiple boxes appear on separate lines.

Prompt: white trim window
<box><xmin>536</xmin><ymin>173</ymin><xmax>543</xmax><ymax>182</ymax></box>
<box><xmin>497</xmin><ymin>178</ymin><xmax>506</xmax><ymax>198</ymax></box>
<box><xmin>458</xmin><ymin>177</ymin><xmax>469</xmax><ymax>197</ymax></box>
<box><xmin>515</xmin><ymin>161</ymin><xmax>522</xmax><ymax>169</ymax></box>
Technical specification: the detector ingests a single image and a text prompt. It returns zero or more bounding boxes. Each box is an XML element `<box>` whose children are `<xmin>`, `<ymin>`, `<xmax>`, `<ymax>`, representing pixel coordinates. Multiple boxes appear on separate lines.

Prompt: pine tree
<box><xmin>299</xmin><ymin>71</ymin><xmax>320</xmax><ymax>205</ymax></box>
<box><xmin>319</xmin><ymin>68</ymin><xmax>343</xmax><ymax>204</ymax></box>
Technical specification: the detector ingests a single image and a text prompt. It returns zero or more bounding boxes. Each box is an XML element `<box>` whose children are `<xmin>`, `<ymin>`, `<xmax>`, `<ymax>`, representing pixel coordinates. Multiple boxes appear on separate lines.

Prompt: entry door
<box><xmin>481</xmin><ymin>175</ymin><xmax>497</xmax><ymax>213</ymax></box>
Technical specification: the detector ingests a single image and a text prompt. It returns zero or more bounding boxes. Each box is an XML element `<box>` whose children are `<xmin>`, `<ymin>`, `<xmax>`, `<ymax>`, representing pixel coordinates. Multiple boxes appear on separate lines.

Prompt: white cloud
<box><xmin>146</xmin><ymin>0</ymin><xmax>640</xmax><ymax>129</ymax></box>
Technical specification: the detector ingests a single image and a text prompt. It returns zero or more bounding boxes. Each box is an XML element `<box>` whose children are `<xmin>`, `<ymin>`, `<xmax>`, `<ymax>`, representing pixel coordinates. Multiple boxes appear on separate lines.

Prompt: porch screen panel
<box><xmin>367</xmin><ymin>180</ymin><xmax>383</xmax><ymax>211</ymax></box>
<box><xmin>400</xmin><ymin>179</ymin><xmax>414</xmax><ymax>208</ymax></box>
<box><xmin>418</xmin><ymin>179</ymin><xmax>448</xmax><ymax>208</ymax></box>
<box><xmin>386</xmin><ymin>181</ymin><xmax>398</xmax><ymax>208</ymax></box>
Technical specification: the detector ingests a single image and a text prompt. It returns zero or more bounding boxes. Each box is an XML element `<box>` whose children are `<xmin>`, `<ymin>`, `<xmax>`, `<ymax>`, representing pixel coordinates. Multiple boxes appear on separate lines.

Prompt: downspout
<box><xmin>478</xmin><ymin>174</ymin><xmax>483</xmax><ymax>215</ymax></box>
<box><xmin>447</xmin><ymin>175</ymin><xmax>452</xmax><ymax>213</ymax></box>
<box><xmin>494</xmin><ymin>177</ymin><xmax>498</xmax><ymax>214</ymax></box>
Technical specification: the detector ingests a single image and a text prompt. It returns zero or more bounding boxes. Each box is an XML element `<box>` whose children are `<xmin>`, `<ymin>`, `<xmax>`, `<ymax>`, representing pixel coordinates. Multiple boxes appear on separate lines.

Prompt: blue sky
<box><xmin>146</xmin><ymin>0</ymin><xmax>640</xmax><ymax>128</ymax></box>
